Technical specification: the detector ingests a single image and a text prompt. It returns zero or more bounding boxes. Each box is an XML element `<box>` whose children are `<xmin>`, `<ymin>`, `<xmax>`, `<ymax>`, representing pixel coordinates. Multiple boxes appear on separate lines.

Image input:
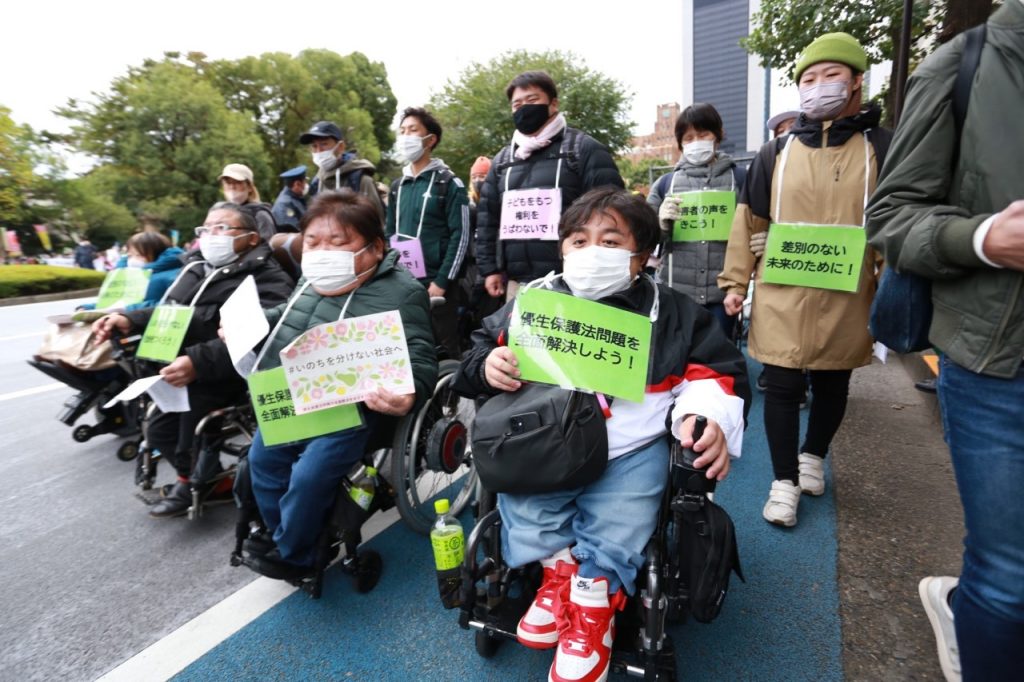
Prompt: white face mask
<box><xmin>682</xmin><ymin>139</ymin><xmax>716</xmax><ymax>166</ymax></box>
<box><xmin>395</xmin><ymin>134</ymin><xmax>428</xmax><ymax>165</ymax></box>
<box><xmin>562</xmin><ymin>246</ymin><xmax>637</xmax><ymax>301</ymax></box>
<box><xmin>799</xmin><ymin>81</ymin><xmax>851</xmax><ymax>121</ymax></box>
<box><xmin>302</xmin><ymin>244</ymin><xmax>373</xmax><ymax>294</ymax></box>
<box><xmin>311</xmin><ymin>143</ymin><xmax>340</xmax><ymax>169</ymax></box>
<box><xmin>199</xmin><ymin>233</ymin><xmax>246</xmax><ymax>267</ymax></box>
<box><xmin>224</xmin><ymin>189</ymin><xmax>249</xmax><ymax>204</ymax></box>
<box><xmin>127</xmin><ymin>256</ymin><xmax>147</xmax><ymax>268</ymax></box>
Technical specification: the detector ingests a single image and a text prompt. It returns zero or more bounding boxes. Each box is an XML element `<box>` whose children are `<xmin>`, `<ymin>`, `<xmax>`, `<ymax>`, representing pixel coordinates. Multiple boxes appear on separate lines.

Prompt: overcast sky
<box><xmin>1</xmin><ymin>0</ymin><xmax>811</xmax><ymax>168</ymax></box>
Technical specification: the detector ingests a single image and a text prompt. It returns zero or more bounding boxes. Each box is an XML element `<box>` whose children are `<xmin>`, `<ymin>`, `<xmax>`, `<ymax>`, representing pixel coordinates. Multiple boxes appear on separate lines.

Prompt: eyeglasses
<box><xmin>194</xmin><ymin>224</ymin><xmax>248</xmax><ymax>237</ymax></box>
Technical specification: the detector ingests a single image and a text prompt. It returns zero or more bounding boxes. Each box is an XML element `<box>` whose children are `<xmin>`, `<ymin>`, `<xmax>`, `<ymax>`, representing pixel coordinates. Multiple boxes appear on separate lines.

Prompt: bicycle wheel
<box><xmin>392</xmin><ymin>359</ymin><xmax>477</xmax><ymax>535</ymax></box>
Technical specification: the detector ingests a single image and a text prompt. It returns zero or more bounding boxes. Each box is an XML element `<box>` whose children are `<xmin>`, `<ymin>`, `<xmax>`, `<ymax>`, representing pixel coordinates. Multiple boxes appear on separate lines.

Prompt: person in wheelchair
<box><xmin>243</xmin><ymin>190</ymin><xmax>438</xmax><ymax>581</ymax></box>
<box><xmin>455</xmin><ymin>188</ymin><xmax>750</xmax><ymax>682</ymax></box>
<box><xmin>92</xmin><ymin>203</ymin><xmax>295</xmax><ymax>517</ymax></box>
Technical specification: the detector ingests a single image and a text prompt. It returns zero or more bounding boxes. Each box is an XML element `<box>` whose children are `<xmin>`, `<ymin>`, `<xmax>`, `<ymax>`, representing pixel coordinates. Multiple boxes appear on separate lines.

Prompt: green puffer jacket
<box><xmin>256</xmin><ymin>250</ymin><xmax>438</xmax><ymax>402</ymax></box>
<box><xmin>865</xmin><ymin>0</ymin><xmax>1024</xmax><ymax>378</ymax></box>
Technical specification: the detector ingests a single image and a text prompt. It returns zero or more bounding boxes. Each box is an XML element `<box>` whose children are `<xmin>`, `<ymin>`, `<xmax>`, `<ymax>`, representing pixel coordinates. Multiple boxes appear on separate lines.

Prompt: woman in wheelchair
<box><xmin>456</xmin><ymin>188</ymin><xmax>750</xmax><ymax>682</ymax></box>
<box><xmin>244</xmin><ymin>190</ymin><xmax>438</xmax><ymax>581</ymax></box>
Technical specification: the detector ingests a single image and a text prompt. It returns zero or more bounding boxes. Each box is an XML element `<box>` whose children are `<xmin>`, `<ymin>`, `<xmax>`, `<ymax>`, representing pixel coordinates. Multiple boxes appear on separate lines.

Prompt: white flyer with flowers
<box><xmin>279</xmin><ymin>310</ymin><xmax>414</xmax><ymax>414</ymax></box>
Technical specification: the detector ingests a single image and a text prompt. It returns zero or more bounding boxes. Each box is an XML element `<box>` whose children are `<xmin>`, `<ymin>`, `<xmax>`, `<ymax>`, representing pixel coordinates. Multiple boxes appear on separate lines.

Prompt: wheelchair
<box><xmin>28</xmin><ymin>330</ymin><xmax>149</xmax><ymax>461</ymax></box>
<box><xmin>457</xmin><ymin>431</ymin><xmax>725</xmax><ymax>681</ymax></box>
<box><xmin>229</xmin><ymin>416</ymin><xmax>399</xmax><ymax>599</ymax></box>
<box><xmin>133</xmin><ymin>399</ymin><xmax>256</xmax><ymax>520</ymax></box>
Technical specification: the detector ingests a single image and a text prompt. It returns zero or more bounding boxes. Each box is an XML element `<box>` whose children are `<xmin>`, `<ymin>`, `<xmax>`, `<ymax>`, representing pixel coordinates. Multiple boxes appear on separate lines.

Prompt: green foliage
<box><xmin>617</xmin><ymin>157</ymin><xmax>675</xmax><ymax>192</ymax></box>
<box><xmin>58</xmin><ymin>174</ymin><xmax>137</xmax><ymax>248</ymax></box>
<box><xmin>0</xmin><ymin>107</ymin><xmax>36</xmax><ymax>224</ymax></box>
<box><xmin>59</xmin><ymin>60</ymin><xmax>270</xmax><ymax>231</ymax></box>
<box><xmin>0</xmin><ymin>265</ymin><xmax>106</xmax><ymax>298</ymax></box>
<box><xmin>204</xmin><ymin>50</ymin><xmax>396</xmax><ymax>194</ymax></box>
<box><xmin>429</xmin><ymin>50</ymin><xmax>634</xmax><ymax>180</ymax></box>
<box><xmin>742</xmin><ymin>0</ymin><xmax>938</xmax><ymax>81</ymax></box>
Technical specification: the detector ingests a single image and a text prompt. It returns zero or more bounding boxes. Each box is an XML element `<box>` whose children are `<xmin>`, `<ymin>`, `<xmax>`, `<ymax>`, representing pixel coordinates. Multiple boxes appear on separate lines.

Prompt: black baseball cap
<box><xmin>299</xmin><ymin>121</ymin><xmax>343</xmax><ymax>144</ymax></box>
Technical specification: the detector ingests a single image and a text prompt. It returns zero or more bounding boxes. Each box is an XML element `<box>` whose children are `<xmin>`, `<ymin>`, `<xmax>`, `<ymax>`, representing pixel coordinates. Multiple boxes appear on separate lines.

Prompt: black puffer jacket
<box><xmin>125</xmin><ymin>244</ymin><xmax>295</xmax><ymax>392</ymax></box>
<box><xmin>476</xmin><ymin>127</ymin><xmax>624</xmax><ymax>283</ymax></box>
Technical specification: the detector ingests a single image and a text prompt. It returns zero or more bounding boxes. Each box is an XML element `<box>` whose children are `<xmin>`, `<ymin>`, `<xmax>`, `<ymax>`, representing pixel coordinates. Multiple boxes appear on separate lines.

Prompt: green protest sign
<box><xmin>95</xmin><ymin>269</ymin><xmax>151</xmax><ymax>309</ymax></box>
<box><xmin>248</xmin><ymin>367</ymin><xmax>363</xmax><ymax>447</ymax></box>
<box><xmin>672</xmin><ymin>191</ymin><xmax>736</xmax><ymax>242</ymax></box>
<box><xmin>761</xmin><ymin>223</ymin><xmax>867</xmax><ymax>293</ymax></box>
<box><xmin>507</xmin><ymin>287</ymin><xmax>652</xmax><ymax>403</ymax></box>
<box><xmin>136</xmin><ymin>306</ymin><xmax>194</xmax><ymax>363</ymax></box>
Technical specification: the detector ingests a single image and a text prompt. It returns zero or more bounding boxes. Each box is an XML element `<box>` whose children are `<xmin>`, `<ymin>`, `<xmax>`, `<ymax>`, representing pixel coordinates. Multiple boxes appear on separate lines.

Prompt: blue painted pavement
<box><xmin>175</xmin><ymin>358</ymin><xmax>842</xmax><ymax>681</ymax></box>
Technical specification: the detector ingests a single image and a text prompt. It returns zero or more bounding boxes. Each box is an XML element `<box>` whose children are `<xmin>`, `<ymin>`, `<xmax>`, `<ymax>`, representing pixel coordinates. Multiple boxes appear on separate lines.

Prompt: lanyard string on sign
<box><xmin>395</xmin><ymin>170</ymin><xmax>437</xmax><ymax>240</ymax></box>
<box><xmin>504</xmin><ymin>144</ymin><xmax>564</xmax><ymax>193</ymax></box>
<box><xmin>774</xmin><ymin>131</ymin><xmax>871</xmax><ymax>226</ymax></box>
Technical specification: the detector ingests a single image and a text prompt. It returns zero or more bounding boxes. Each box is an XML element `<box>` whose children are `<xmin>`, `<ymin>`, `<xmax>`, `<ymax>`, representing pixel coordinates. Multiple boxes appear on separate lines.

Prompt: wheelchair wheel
<box><xmin>116</xmin><ymin>440</ymin><xmax>139</xmax><ymax>462</ymax></box>
<box><xmin>392</xmin><ymin>359</ymin><xmax>477</xmax><ymax>535</ymax></box>
<box><xmin>72</xmin><ymin>424</ymin><xmax>93</xmax><ymax>443</ymax></box>
<box><xmin>474</xmin><ymin>631</ymin><xmax>500</xmax><ymax>658</ymax></box>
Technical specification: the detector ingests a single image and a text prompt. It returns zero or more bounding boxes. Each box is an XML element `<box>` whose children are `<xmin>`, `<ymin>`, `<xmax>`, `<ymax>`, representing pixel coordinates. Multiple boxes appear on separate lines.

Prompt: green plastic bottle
<box><xmin>430</xmin><ymin>498</ymin><xmax>464</xmax><ymax>609</ymax></box>
<box><xmin>349</xmin><ymin>466</ymin><xmax>378</xmax><ymax>511</ymax></box>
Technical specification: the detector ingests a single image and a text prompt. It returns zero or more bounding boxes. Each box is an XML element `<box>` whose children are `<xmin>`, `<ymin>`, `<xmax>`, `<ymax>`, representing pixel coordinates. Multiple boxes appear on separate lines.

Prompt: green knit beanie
<box><xmin>794</xmin><ymin>32</ymin><xmax>868</xmax><ymax>81</ymax></box>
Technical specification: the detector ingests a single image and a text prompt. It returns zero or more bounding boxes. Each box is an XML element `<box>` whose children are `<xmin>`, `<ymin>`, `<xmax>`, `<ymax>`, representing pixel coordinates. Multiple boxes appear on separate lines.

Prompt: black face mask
<box><xmin>513</xmin><ymin>103</ymin><xmax>550</xmax><ymax>135</ymax></box>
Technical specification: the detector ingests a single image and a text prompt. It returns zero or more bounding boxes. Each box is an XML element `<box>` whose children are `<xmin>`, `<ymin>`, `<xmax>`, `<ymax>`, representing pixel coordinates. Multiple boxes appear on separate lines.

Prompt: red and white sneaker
<box><xmin>517</xmin><ymin>548</ymin><xmax>577</xmax><ymax>649</ymax></box>
<box><xmin>548</xmin><ymin>575</ymin><xmax>626</xmax><ymax>682</ymax></box>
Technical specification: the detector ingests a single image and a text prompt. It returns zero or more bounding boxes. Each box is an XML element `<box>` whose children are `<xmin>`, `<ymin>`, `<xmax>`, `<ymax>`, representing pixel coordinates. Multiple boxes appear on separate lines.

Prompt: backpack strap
<box><xmin>952</xmin><ymin>23</ymin><xmax>987</xmax><ymax>164</ymax></box>
<box><xmin>731</xmin><ymin>164</ymin><xmax>747</xmax><ymax>193</ymax></box>
<box><xmin>656</xmin><ymin>172</ymin><xmax>673</xmax><ymax>198</ymax></box>
<box><xmin>346</xmin><ymin>169</ymin><xmax>364</xmax><ymax>193</ymax></box>
<box><xmin>561</xmin><ymin>128</ymin><xmax>584</xmax><ymax>175</ymax></box>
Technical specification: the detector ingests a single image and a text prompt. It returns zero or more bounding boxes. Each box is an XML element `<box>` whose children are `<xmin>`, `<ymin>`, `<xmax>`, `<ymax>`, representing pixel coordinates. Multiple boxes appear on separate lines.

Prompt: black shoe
<box><xmin>914</xmin><ymin>378</ymin><xmax>937</xmax><ymax>394</ymax></box>
<box><xmin>249</xmin><ymin>549</ymin><xmax>315</xmax><ymax>581</ymax></box>
<box><xmin>243</xmin><ymin>533</ymin><xmax>276</xmax><ymax>557</ymax></box>
<box><xmin>149</xmin><ymin>482</ymin><xmax>192</xmax><ymax>518</ymax></box>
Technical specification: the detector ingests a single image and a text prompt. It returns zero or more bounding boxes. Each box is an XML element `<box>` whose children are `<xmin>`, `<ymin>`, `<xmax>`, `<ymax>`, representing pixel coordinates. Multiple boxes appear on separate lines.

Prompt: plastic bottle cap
<box><xmin>434</xmin><ymin>498</ymin><xmax>450</xmax><ymax>514</ymax></box>
<box><xmin>365</xmin><ymin>466</ymin><xmax>377</xmax><ymax>476</ymax></box>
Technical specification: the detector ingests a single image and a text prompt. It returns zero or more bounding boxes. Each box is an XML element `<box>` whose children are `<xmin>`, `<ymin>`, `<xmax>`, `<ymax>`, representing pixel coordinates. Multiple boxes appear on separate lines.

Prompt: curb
<box><xmin>0</xmin><ymin>288</ymin><xmax>100</xmax><ymax>308</ymax></box>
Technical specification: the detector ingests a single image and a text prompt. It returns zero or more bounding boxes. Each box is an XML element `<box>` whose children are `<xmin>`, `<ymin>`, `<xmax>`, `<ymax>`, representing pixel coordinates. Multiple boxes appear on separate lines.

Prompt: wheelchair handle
<box><xmin>680</xmin><ymin>415</ymin><xmax>707</xmax><ymax>470</ymax></box>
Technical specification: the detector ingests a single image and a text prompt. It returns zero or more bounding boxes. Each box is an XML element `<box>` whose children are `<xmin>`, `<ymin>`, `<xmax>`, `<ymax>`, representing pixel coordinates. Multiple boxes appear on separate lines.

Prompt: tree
<box><xmin>742</xmin><ymin>0</ymin><xmax>939</xmax><ymax>124</ymax></box>
<box><xmin>0</xmin><ymin>106</ymin><xmax>37</xmax><ymax>225</ymax></box>
<box><xmin>429</xmin><ymin>50</ymin><xmax>633</xmax><ymax>180</ymax></box>
<box><xmin>616</xmin><ymin>157</ymin><xmax>675</xmax><ymax>193</ymax></box>
<box><xmin>59</xmin><ymin>59</ymin><xmax>270</xmax><ymax>231</ymax></box>
<box><xmin>205</xmin><ymin>50</ymin><xmax>397</xmax><ymax>192</ymax></box>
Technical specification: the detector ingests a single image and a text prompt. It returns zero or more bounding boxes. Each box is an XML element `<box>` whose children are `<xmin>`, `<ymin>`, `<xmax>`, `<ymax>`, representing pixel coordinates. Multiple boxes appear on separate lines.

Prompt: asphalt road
<box><xmin>0</xmin><ymin>298</ymin><xmax>257</xmax><ymax>682</ymax></box>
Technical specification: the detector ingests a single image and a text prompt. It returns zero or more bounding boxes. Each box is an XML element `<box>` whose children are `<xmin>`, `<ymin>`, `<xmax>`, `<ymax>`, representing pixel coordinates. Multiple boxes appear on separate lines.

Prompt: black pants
<box><xmin>762</xmin><ymin>364</ymin><xmax>852</xmax><ymax>484</ymax></box>
<box><xmin>146</xmin><ymin>385</ymin><xmax>240</xmax><ymax>479</ymax></box>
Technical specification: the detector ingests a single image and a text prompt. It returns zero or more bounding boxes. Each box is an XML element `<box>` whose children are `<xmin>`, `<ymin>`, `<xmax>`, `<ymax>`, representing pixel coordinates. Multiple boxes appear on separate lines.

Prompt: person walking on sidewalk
<box><xmin>718</xmin><ymin>32</ymin><xmax>892</xmax><ymax>527</ymax></box>
<box><xmin>866</xmin><ymin>4</ymin><xmax>1024</xmax><ymax>678</ymax></box>
<box><xmin>648</xmin><ymin>102</ymin><xmax>744</xmax><ymax>337</ymax></box>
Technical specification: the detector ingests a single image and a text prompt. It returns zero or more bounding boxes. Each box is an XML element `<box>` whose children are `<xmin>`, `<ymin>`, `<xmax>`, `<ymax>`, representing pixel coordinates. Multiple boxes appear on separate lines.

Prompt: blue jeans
<box><xmin>498</xmin><ymin>437</ymin><xmax>670</xmax><ymax>596</ymax></box>
<box><xmin>248</xmin><ymin>421</ymin><xmax>372</xmax><ymax>567</ymax></box>
<box><xmin>937</xmin><ymin>356</ymin><xmax>1024</xmax><ymax>678</ymax></box>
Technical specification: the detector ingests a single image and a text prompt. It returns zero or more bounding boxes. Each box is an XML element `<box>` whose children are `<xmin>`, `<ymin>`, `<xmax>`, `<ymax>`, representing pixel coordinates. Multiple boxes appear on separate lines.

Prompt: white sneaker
<box><xmin>919</xmin><ymin>576</ymin><xmax>961</xmax><ymax>682</ymax></box>
<box><xmin>797</xmin><ymin>453</ymin><xmax>826</xmax><ymax>496</ymax></box>
<box><xmin>762</xmin><ymin>480</ymin><xmax>800</xmax><ymax>527</ymax></box>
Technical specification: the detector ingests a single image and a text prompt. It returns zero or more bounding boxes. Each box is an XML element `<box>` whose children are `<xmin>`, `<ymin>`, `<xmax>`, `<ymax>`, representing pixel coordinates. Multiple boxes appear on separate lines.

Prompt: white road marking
<box><xmin>0</xmin><ymin>383</ymin><xmax>65</xmax><ymax>402</ymax></box>
<box><xmin>96</xmin><ymin>508</ymin><xmax>403</xmax><ymax>681</ymax></box>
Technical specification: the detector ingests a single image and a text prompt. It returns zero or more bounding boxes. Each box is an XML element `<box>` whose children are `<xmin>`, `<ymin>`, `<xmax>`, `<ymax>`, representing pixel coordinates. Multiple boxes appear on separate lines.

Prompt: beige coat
<box><xmin>719</xmin><ymin>116</ymin><xmax>887</xmax><ymax>370</ymax></box>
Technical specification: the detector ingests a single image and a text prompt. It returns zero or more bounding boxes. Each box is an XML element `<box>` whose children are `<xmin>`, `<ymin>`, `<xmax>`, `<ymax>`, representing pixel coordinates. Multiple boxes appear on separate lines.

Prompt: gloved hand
<box><xmin>659</xmin><ymin>196</ymin><xmax>682</xmax><ymax>236</ymax></box>
<box><xmin>749</xmin><ymin>231</ymin><xmax>768</xmax><ymax>258</ymax></box>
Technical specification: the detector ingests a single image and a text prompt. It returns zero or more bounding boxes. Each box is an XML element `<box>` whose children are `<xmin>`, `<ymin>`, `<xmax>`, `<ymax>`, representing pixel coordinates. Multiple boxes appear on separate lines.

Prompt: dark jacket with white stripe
<box><xmin>385</xmin><ymin>159</ymin><xmax>470</xmax><ymax>291</ymax></box>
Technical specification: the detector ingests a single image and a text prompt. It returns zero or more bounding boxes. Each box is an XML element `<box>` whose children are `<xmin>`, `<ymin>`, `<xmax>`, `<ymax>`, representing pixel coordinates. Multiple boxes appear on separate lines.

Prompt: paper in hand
<box><xmin>220</xmin><ymin>275</ymin><xmax>270</xmax><ymax>376</ymax></box>
<box><xmin>103</xmin><ymin>375</ymin><xmax>191</xmax><ymax>413</ymax></box>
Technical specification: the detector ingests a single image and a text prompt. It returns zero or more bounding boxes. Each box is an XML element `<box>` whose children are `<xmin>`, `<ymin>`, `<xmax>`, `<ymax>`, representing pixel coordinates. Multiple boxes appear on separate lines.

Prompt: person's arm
<box><xmin>398</xmin><ymin>284</ymin><xmax>439</xmax><ymax>404</ymax></box>
<box><xmin>435</xmin><ymin>179</ymin><xmax>471</xmax><ymax>292</ymax></box>
<box><xmin>451</xmin><ymin>300</ymin><xmax>514</xmax><ymax>398</ymax></box>
<box><xmin>718</xmin><ymin>142</ymin><xmax>775</xmax><ymax>304</ymax></box>
<box><xmin>866</xmin><ymin>46</ymin><xmax>996</xmax><ymax>278</ymax></box>
<box><xmin>668</xmin><ymin>303</ymin><xmax>751</xmax><ymax>469</ymax></box>
<box><xmin>580</xmin><ymin>137</ymin><xmax>625</xmax><ymax>191</ymax></box>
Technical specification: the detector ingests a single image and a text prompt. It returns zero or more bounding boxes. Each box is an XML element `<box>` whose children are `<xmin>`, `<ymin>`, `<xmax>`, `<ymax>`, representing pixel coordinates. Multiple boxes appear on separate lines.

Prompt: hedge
<box><xmin>0</xmin><ymin>265</ymin><xmax>108</xmax><ymax>298</ymax></box>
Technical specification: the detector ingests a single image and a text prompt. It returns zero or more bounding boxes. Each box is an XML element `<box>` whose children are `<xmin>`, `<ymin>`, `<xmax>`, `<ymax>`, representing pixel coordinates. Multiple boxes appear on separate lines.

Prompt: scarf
<box><xmin>512</xmin><ymin>113</ymin><xmax>567</xmax><ymax>160</ymax></box>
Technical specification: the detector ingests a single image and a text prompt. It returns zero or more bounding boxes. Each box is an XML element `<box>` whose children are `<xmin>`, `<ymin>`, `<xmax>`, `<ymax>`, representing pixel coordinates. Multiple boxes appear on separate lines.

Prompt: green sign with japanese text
<box><xmin>95</xmin><ymin>268</ymin><xmax>151</xmax><ymax>309</ymax></box>
<box><xmin>507</xmin><ymin>287</ymin><xmax>652</xmax><ymax>403</ymax></box>
<box><xmin>762</xmin><ymin>223</ymin><xmax>866</xmax><ymax>293</ymax></box>
<box><xmin>136</xmin><ymin>306</ymin><xmax>194</xmax><ymax>363</ymax></box>
<box><xmin>672</xmin><ymin>191</ymin><xmax>736</xmax><ymax>242</ymax></box>
<box><xmin>248</xmin><ymin>367</ymin><xmax>363</xmax><ymax>447</ymax></box>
